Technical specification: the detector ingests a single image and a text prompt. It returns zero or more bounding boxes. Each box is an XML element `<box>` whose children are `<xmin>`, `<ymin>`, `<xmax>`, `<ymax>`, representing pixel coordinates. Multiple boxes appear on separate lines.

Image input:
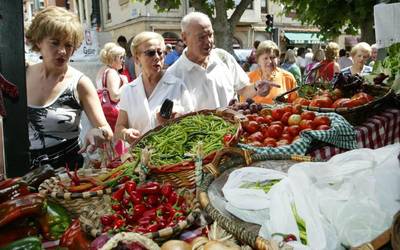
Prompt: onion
<box><xmin>160</xmin><ymin>240</ymin><xmax>191</xmax><ymax>250</ymax></box>
<box><xmin>190</xmin><ymin>236</ymin><xmax>209</xmax><ymax>250</ymax></box>
<box><xmin>203</xmin><ymin>240</ymin><xmax>241</xmax><ymax>250</ymax></box>
<box><xmin>90</xmin><ymin>234</ymin><xmax>111</xmax><ymax>250</ymax></box>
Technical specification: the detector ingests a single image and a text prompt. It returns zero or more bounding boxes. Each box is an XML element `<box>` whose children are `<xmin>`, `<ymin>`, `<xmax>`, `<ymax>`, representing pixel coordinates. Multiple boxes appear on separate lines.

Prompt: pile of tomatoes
<box><xmin>233</xmin><ymin>105</ymin><xmax>331</xmax><ymax>147</ymax></box>
<box><xmin>100</xmin><ymin>181</ymin><xmax>191</xmax><ymax>234</ymax></box>
<box><xmin>291</xmin><ymin>89</ymin><xmax>374</xmax><ymax>109</ymax></box>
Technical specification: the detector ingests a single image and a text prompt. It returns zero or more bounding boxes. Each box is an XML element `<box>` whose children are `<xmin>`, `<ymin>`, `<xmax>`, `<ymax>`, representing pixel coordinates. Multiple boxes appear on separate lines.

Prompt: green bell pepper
<box><xmin>38</xmin><ymin>201</ymin><xmax>71</xmax><ymax>240</ymax></box>
<box><xmin>0</xmin><ymin>236</ymin><xmax>43</xmax><ymax>250</ymax></box>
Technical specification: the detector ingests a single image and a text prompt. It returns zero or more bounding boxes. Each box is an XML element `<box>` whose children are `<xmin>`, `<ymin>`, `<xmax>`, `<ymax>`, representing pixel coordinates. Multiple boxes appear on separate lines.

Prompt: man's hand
<box><xmin>255</xmin><ymin>80</ymin><xmax>281</xmax><ymax>97</ymax></box>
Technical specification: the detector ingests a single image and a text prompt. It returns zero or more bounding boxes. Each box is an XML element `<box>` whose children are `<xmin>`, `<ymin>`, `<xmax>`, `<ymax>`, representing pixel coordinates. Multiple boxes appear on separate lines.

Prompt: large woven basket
<box><xmin>197</xmin><ymin>153</ymin><xmax>314</xmax><ymax>250</ymax></box>
<box><xmin>131</xmin><ymin>108</ymin><xmax>246</xmax><ymax>188</ymax></box>
<box><xmin>79</xmin><ymin>189</ymin><xmax>202</xmax><ymax>242</ymax></box>
<box><xmin>274</xmin><ymin>84</ymin><xmax>393</xmax><ymax>125</ymax></box>
<box><xmin>38</xmin><ymin>168</ymin><xmax>117</xmax><ymax>218</ymax></box>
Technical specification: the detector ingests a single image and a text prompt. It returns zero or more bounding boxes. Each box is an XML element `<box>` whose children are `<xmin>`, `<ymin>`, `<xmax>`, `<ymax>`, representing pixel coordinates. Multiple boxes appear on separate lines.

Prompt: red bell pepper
<box><xmin>59</xmin><ymin>219</ymin><xmax>91</xmax><ymax>250</ymax></box>
<box><xmin>0</xmin><ymin>177</ymin><xmax>22</xmax><ymax>190</ymax></box>
<box><xmin>0</xmin><ymin>182</ymin><xmax>30</xmax><ymax>203</ymax></box>
<box><xmin>0</xmin><ymin>193</ymin><xmax>46</xmax><ymax>227</ymax></box>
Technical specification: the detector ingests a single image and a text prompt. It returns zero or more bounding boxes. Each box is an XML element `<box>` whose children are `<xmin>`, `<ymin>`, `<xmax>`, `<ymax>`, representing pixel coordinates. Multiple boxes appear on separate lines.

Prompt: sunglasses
<box><xmin>143</xmin><ymin>49</ymin><xmax>164</xmax><ymax>57</ymax></box>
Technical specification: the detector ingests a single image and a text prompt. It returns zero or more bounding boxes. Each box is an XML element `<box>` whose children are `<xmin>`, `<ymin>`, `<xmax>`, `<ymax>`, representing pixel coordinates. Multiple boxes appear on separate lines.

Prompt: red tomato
<box><xmin>293</xmin><ymin>97</ymin><xmax>311</xmax><ymax>106</ymax></box>
<box><xmin>332</xmin><ymin>98</ymin><xmax>351</xmax><ymax>108</ymax></box>
<box><xmin>352</xmin><ymin>92</ymin><xmax>374</xmax><ymax>102</ymax></box>
<box><xmin>281</xmin><ymin>112</ymin><xmax>292</xmax><ymax>125</ymax></box>
<box><xmin>248</xmin><ymin>141</ymin><xmax>263</xmax><ymax>147</ymax></box>
<box><xmin>280</xmin><ymin>133</ymin><xmax>293</xmax><ymax>143</ymax></box>
<box><xmin>292</xmin><ymin>104</ymin><xmax>302</xmax><ymax>114</ymax></box>
<box><xmin>263</xmin><ymin>137</ymin><xmax>277</xmax><ymax>147</ymax></box>
<box><xmin>317</xmin><ymin>124</ymin><xmax>331</xmax><ymax>130</ymax></box>
<box><xmin>270</xmin><ymin>121</ymin><xmax>284</xmax><ymax>127</ymax></box>
<box><xmin>263</xmin><ymin>115</ymin><xmax>273</xmax><ymax>124</ymax></box>
<box><xmin>332</xmin><ymin>88</ymin><xmax>343</xmax><ymax>100</ymax></box>
<box><xmin>268</xmin><ymin>124</ymin><xmax>283</xmax><ymax>139</ymax></box>
<box><xmin>282</xmin><ymin>106</ymin><xmax>293</xmax><ymax>114</ymax></box>
<box><xmin>282</xmin><ymin>126</ymin><xmax>290</xmax><ymax>134</ymax></box>
<box><xmin>243</xmin><ymin>121</ymin><xmax>260</xmax><ymax>134</ymax></box>
<box><xmin>288</xmin><ymin>114</ymin><xmax>302</xmax><ymax>126</ymax></box>
<box><xmin>271</xmin><ymin>108</ymin><xmax>284</xmax><ymax>121</ymax></box>
<box><xmin>288</xmin><ymin>125</ymin><xmax>301</xmax><ymax>137</ymax></box>
<box><xmin>260</xmin><ymin>124</ymin><xmax>270</xmax><ymax>138</ymax></box>
<box><xmin>300</xmin><ymin>111</ymin><xmax>316</xmax><ymax>121</ymax></box>
<box><xmin>246</xmin><ymin>114</ymin><xmax>258</xmax><ymax>121</ymax></box>
<box><xmin>248</xmin><ymin>131</ymin><xmax>264</xmax><ymax>142</ymax></box>
<box><xmin>255</xmin><ymin>116</ymin><xmax>267</xmax><ymax>124</ymax></box>
<box><xmin>276</xmin><ymin>139</ymin><xmax>290</xmax><ymax>147</ymax></box>
<box><xmin>299</xmin><ymin>120</ymin><xmax>314</xmax><ymax>130</ymax></box>
<box><xmin>309</xmin><ymin>96</ymin><xmax>333</xmax><ymax>108</ymax></box>
<box><xmin>313</xmin><ymin>116</ymin><xmax>331</xmax><ymax>127</ymax></box>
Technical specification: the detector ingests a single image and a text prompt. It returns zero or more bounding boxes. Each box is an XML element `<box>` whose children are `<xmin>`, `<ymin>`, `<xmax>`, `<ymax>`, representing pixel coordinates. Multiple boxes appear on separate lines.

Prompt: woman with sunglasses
<box><xmin>96</xmin><ymin>42</ymin><xmax>128</xmax><ymax>130</ymax></box>
<box><xmin>115</xmin><ymin>32</ymin><xmax>194</xmax><ymax>144</ymax></box>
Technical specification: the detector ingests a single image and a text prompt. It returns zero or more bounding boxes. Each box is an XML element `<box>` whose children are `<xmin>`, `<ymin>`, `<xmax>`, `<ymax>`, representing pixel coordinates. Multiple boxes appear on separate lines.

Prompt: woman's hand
<box><xmin>255</xmin><ymin>80</ymin><xmax>281</xmax><ymax>96</ymax></box>
<box><xmin>122</xmin><ymin>128</ymin><xmax>141</xmax><ymax>144</ymax></box>
<box><xmin>79</xmin><ymin>127</ymin><xmax>112</xmax><ymax>153</ymax></box>
<box><xmin>156</xmin><ymin>111</ymin><xmax>178</xmax><ymax>126</ymax></box>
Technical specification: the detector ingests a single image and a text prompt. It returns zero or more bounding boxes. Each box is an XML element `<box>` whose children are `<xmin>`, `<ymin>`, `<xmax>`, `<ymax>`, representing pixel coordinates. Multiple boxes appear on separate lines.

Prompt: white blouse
<box><xmin>119</xmin><ymin>73</ymin><xmax>194</xmax><ymax>134</ymax></box>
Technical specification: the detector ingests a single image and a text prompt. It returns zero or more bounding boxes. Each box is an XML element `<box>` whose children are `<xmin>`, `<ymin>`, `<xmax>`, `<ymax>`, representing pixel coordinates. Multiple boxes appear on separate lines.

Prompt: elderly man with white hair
<box><xmin>166</xmin><ymin>12</ymin><xmax>279</xmax><ymax>110</ymax></box>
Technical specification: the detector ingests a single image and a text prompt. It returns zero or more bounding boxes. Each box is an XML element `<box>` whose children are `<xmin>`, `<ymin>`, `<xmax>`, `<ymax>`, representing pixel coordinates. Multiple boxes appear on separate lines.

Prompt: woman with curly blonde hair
<box><xmin>25</xmin><ymin>6</ymin><xmax>112</xmax><ymax>168</ymax></box>
<box><xmin>316</xmin><ymin>42</ymin><xmax>340</xmax><ymax>82</ymax></box>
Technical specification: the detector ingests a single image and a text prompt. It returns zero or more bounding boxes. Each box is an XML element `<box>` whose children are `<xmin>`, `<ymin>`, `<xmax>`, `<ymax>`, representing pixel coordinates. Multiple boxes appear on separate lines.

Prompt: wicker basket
<box><xmin>38</xmin><ymin>168</ymin><xmax>117</xmax><ymax>218</ymax></box>
<box><xmin>97</xmin><ymin>232</ymin><xmax>160</xmax><ymax>250</ymax></box>
<box><xmin>274</xmin><ymin>84</ymin><xmax>393</xmax><ymax>125</ymax></box>
<box><xmin>197</xmin><ymin>153</ymin><xmax>314</xmax><ymax>250</ymax></box>
<box><xmin>131</xmin><ymin>108</ymin><xmax>247</xmax><ymax>188</ymax></box>
<box><xmin>79</xmin><ymin>189</ymin><xmax>202</xmax><ymax>242</ymax></box>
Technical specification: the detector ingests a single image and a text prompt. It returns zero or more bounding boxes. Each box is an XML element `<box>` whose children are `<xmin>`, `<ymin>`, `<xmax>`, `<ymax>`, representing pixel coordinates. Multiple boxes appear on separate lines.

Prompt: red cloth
<box><xmin>317</xmin><ymin>60</ymin><xmax>335</xmax><ymax>82</ymax></box>
<box><xmin>310</xmin><ymin>108</ymin><xmax>400</xmax><ymax>160</ymax></box>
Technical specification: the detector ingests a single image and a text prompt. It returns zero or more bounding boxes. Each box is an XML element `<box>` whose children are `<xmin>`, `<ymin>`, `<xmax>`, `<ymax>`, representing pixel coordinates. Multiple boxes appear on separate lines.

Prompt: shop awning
<box><xmin>284</xmin><ymin>32</ymin><xmax>321</xmax><ymax>45</ymax></box>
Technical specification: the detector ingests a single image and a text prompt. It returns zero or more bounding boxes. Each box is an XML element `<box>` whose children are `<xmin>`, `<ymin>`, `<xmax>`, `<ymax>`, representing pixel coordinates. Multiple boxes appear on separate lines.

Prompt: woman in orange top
<box><xmin>242</xmin><ymin>40</ymin><xmax>298</xmax><ymax>104</ymax></box>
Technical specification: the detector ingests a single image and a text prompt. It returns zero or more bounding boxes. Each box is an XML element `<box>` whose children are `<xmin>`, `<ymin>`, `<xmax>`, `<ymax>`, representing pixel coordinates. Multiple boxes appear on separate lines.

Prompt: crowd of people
<box><xmin>24</xmin><ymin>6</ymin><xmax>378</xmax><ymax>169</ymax></box>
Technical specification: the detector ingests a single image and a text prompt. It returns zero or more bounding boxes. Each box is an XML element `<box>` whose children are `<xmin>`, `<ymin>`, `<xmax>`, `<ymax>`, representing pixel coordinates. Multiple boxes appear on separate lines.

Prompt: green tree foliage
<box><xmin>135</xmin><ymin>0</ymin><xmax>253</xmax><ymax>54</ymax></box>
<box><xmin>273</xmin><ymin>0</ymin><xmax>399</xmax><ymax>44</ymax></box>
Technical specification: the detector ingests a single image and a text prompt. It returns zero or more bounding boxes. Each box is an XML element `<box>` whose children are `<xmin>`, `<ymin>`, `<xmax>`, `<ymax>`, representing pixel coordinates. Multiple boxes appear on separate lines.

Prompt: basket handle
<box><xmin>203</xmin><ymin>147</ymin><xmax>252</xmax><ymax>177</ymax></box>
<box><xmin>216</xmin><ymin>107</ymin><xmax>248</xmax><ymax>123</ymax></box>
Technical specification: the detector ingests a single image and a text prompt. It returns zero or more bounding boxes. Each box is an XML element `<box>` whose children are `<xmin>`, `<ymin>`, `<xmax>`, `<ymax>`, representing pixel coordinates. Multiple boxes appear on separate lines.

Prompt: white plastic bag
<box><xmin>222</xmin><ymin>167</ymin><xmax>286</xmax><ymax>210</ymax></box>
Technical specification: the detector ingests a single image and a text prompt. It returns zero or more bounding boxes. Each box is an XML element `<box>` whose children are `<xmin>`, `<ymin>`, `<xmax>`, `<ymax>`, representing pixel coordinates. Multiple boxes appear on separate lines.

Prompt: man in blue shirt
<box><xmin>164</xmin><ymin>39</ymin><xmax>185</xmax><ymax>68</ymax></box>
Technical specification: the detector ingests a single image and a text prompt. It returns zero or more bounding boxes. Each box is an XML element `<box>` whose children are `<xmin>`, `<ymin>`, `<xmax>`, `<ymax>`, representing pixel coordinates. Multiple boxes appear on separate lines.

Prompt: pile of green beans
<box><xmin>132</xmin><ymin>114</ymin><xmax>237</xmax><ymax>167</ymax></box>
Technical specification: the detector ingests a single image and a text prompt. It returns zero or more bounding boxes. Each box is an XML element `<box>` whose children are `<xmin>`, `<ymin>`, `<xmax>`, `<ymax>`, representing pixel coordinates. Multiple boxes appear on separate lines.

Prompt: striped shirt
<box><xmin>341</xmin><ymin>65</ymin><xmax>372</xmax><ymax>77</ymax></box>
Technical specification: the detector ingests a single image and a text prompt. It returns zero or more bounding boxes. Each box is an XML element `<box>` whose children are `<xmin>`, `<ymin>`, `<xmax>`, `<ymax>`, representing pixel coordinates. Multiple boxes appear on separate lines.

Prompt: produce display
<box><xmin>132</xmin><ymin>114</ymin><xmax>238</xmax><ymax>167</ymax></box>
<box><xmin>100</xmin><ymin>180</ymin><xmax>194</xmax><ymax>234</ymax></box>
<box><xmin>237</xmin><ymin>105</ymin><xmax>331</xmax><ymax>147</ymax></box>
<box><xmin>288</xmin><ymin>80</ymin><xmax>377</xmax><ymax>109</ymax></box>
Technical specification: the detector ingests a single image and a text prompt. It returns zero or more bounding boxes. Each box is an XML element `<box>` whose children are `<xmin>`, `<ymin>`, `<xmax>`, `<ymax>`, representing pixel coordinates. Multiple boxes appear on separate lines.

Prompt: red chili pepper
<box><xmin>223</xmin><ymin>133</ymin><xmax>234</xmax><ymax>145</ymax></box>
<box><xmin>125</xmin><ymin>181</ymin><xmax>137</xmax><ymax>194</ymax></box>
<box><xmin>284</xmin><ymin>234</ymin><xmax>297</xmax><ymax>242</ymax></box>
<box><xmin>121</xmin><ymin>197</ymin><xmax>130</xmax><ymax>207</ymax></box>
<box><xmin>133</xmin><ymin>204</ymin><xmax>146</xmax><ymax>217</ymax></box>
<box><xmin>111</xmin><ymin>204</ymin><xmax>122</xmax><ymax>211</ymax></box>
<box><xmin>135</xmin><ymin>225</ymin><xmax>148</xmax><ymax>233</ymax></box>
<box><xmin>0</xmin><ymin>182</ymin><xmax>30</xmax><ymax>203</ymax></box>
<box><xmin>112</xmin><ymin>186</ymin><xmax>126</xmax><ymax>201</ymax></box>
<box><xmin>59</xmin><ymin>220</ymin><xmax>91</xmax><ymax>250</ymax></box>
<box><xmin>129</xmin><ymin>190</ymin><xmax>142</xmax><ymax>204</ymax></box>
<box><xmin>65</xmin><ymin>163</ymin><xmax>80</xmax><ymax>186</ymax></box>
<box><xmin>136</xmin><ymin>182</ymin><xmax>160</xmax><ymax>195</ymax></box>
<box><xmin>167</xmin><ymin>191</ymin><xmax>178</xmax><ymax>205</ymax></box>
<box><xmin>160</xmin><ymin>182</ymin><xmax>173</xmax><ymax>197</ymax></box>
<box><xmin>146</xmin><ymin>194</ymin><xmax>159</xmax><ymax>208</ymax></box>
<box><xmin>100</xmin><ymin>215</ymin><xmax>114</xmax><ymax>226</ymax></box>
<box><xmin>146</xmin><ymin>223</ymin><xmax>159</xmax><ymax>232</ymax></box>
<box><xmin>142</xmin><ymin>208</ymin><xmax>156</xmax><ymax>219</ymax></box>
<box><xmin>113</xmin><ymin>219</ymin><xmax>125</xmax><ymax>229</ymax></box>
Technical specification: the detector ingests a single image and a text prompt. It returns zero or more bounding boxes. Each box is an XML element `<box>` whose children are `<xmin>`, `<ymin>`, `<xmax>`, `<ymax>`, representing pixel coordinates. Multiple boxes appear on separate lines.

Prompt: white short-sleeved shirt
<box><xmin>119</xmin><ymin>73</ymin><xmax>194</xmax><ymax>134</ymax></box>
<box><xmin>166</xmin><ymin>48</ymin><xmax>249</xmax><ymax>110</ymax></box>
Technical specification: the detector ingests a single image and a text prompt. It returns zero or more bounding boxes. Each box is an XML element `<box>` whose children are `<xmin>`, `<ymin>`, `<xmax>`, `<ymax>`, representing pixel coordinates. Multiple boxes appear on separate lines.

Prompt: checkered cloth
<box><xmin>310</xmin><ymin>108</ymin><xmax>400</xmax><ymax>160</ymax></box>
<box><xmin>238</xmin><ymin>112</ymin><xmax>357</xmax><ymax>155</ymax></box>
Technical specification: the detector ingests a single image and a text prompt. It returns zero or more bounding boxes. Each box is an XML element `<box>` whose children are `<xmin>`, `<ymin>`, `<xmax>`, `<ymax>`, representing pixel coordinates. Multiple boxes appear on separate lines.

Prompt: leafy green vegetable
<box><xmin>240</xmin><ymin>179</ymin><xmax>280</xmax><ymax>193</ymax></box>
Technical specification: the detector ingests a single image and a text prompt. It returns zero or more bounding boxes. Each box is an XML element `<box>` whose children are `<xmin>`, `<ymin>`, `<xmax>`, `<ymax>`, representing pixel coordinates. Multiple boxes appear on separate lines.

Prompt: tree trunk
<box><xmin>360</xmin><ymin>17</ymin><xmax>375</xmax><ymax>45</ymax></box>
<box><xmin>213</xmin><ymin>21</ymin><xmax>235</xmax><ymax>54</ymax></box>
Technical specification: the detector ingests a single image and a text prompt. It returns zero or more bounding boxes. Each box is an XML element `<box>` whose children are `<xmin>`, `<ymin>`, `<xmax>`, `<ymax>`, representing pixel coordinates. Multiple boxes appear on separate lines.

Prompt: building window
<box><xmin>106</xmin><ymin>0</ymin><xmax>111</xmax><ymax>21</ymax></box>
<box><xmin>261</xmin><ymin>0</ymin><xmax>268</xmax><ymax>13</ymax></box>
